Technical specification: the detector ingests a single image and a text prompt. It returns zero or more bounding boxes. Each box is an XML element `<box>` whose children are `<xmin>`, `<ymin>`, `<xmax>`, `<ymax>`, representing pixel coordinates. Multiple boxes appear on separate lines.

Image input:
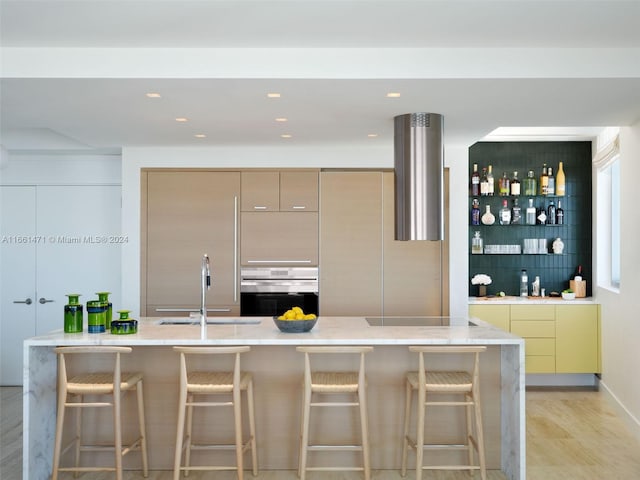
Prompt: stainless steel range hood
<box><xmin>394</xmin><ymin>113</ymin><xmax>444</xmax><ymax>241</ymax></box>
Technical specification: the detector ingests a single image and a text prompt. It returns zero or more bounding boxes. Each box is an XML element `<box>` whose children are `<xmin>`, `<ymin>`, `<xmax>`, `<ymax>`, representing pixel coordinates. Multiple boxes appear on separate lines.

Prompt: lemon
<box><xmin>304</xmin><ymin>313</ymin><xmax>316</xmax><ymax>320</ymax></box>
<box><xmin>292</xmin><ymin>306</ymin><xmax>303</xmax><ymax>314</ymax></box>
<box><xmin>295</xmin><ymin>313</ymin><xmax>305</xmax><ymax>320</ymax></box>
<box><xmin>284</xmin><ymin>310</ymin><xmax>296</xmax><ymax>320</ymax></box>
<box><xmin>277</xmin><ymin>315</ymin><xmax>286</xmax><ymax>320</ymax></box>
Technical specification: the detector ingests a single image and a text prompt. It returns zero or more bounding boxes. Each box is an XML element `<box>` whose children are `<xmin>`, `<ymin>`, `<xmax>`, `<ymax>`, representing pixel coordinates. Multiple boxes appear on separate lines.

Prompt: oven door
<box><xmin>240</xmin><ymin>292</ymin><xmax>319</xmax><ymax>317</ymax></box>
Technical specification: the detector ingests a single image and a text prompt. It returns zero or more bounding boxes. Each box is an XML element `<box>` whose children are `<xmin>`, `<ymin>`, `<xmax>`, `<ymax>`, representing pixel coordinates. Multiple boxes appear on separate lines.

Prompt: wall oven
<box><xmin>240</xmin><ymin>267</ymin><xmax>319</xmax><ymax>317</ymax></box>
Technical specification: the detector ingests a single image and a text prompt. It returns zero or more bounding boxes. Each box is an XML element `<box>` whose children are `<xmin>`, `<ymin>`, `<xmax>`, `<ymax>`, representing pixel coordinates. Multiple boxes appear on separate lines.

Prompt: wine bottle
<box><xmin>556</xmin><ymin>161</ymin><xmax>566</xmax><ymax>196</ymax></box>
<box><xmin>547</xmin><ymin>167</ymin><xmax>555</xmax><ymax>195</ymax></box>
<box><xmin>487</xmin><ymin>165</ymin><xmax>495</xmax><ymax>196</ymax></box>
<box><xmin>547</xmin><ymin>200</ymin><xmax>556</xmax><ymax>225</ymax></box>
<box><xmin>526</xmin><ymin>198</ymin><xmax>536</xmax><ymax>225</ymax></box>
<box><xmin>556</xmin><ymin>200</ymin><xmax>564</xmax><ymax>224</ymax></box>
<box><xmin>510</xmin><ymin>171</ymin><xmax>521</xmax><ymax>196</ymax></box>
<box><xmin>480</xmin><ymin>167</ymin><xmax>489</xmax><ymax>196</ymax></box>
<box><xmin>539</xmin><ymin>164</ymin><xmax>549</xmax><ymax>195</ymax></box>
<box><xmin>511</xmin><ymin>198</ymin><xmax>522</xmax><ymax>224</ymax></box>
<box><xmin>499</xmin><ymin>199</ymin><xmax>511</xmax><ymax>225</ymax></box>
<box><xmin>471</xmin><ymin>163</ymin><xmax>480</xmax><ymax>196</ymax></box>
<box><xmin>471</xmin><ymin>198</ymin><xmax>480</xmax><ymax>225</ymax></box>
<box><xmin>499</xmin><ymin>171</ymin><xmax>510</xmax><ymax>196</ymax></box>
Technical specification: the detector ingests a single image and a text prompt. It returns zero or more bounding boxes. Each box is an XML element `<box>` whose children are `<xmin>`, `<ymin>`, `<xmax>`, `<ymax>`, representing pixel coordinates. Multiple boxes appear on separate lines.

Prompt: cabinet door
<box><xmin>319</xmin><ymin>171</ymin><xmax>383</xmax><ymax>316</ymax></box>
<box><xmin>280</xmin><ymin>171</ymin><xmax>319</xmax><ymax>211</ymax></box>
<box><xmin>241</xmin><ymin>171</ymin><xmax>279</xmax><ymax>211</ymax></box>
<box><xmin>556</xmin><ymin>304</ymin><xmax>599</xmax><ymax>373</ymax></box>
<box><xmin>240</xmin><ymin>212</ymin><xmax>318</xmax><ymax>266</ymax></box>
<box><xmin>468</xmin><ymin>304</ymin><xmax>510</xmax><ymax>331</ymax></box>
<box><xmin>382</xmin><ymin>172</ymin><xmax>445</xmax><ymax>316</ymax></box>
<box><xmin>144</xmin><ymin>171</ymin><xmax>240</xmax><ymax>314</ymax></box>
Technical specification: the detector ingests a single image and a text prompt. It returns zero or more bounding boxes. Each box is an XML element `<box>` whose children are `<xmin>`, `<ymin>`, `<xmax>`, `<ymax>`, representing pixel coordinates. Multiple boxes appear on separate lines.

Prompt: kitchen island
<box><xmin>24</xmin><ymin>316</ymin><xmax>525</xmax><ymax>480</ymax></box>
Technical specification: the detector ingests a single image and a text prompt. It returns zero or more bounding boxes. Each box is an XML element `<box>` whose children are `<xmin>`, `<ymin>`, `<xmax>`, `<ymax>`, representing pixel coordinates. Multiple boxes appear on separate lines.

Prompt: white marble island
<box><xmin>24</xmin><ymin>316</ymin><xmax>525</xmax><ymax>480</ymax></box>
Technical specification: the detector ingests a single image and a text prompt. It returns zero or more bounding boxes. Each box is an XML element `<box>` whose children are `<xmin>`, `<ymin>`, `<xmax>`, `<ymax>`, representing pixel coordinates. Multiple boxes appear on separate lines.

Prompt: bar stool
<box><xmin>296</xmin><ymin>346</ymin><xmax>373</xmax><ymax>480</ymax></box>
<box><xmin>172</xmin><ymin>346</ymin><xmax>257</xmax><ymax>480</ymax></box>
<box><xmin>401</xmin><ymin>345</ymin><xmax>487</xmax><ymax>480</ymax></box>
<box><xmin>51</xmin><ymin>346</ymin><xmax>149</xmax><ymax>480</ymax></box>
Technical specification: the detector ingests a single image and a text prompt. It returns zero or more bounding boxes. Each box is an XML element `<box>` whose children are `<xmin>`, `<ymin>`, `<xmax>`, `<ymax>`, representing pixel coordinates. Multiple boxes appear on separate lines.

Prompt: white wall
<box><xmin>120</xmin><ymin>143</ymin><xmax>470</xmax><ymax>317</ymax></box>
<box><xmin>598</xmin><ymin>121</ymin><xmax>640</xmax><ymax>441</ymax></box>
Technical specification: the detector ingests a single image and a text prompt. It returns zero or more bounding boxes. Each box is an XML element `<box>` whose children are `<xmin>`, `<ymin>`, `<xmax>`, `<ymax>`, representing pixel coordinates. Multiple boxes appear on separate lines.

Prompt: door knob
<box><xmin>39</xmin><ymin>298</ymin><xmax>55</xmax><ymax>304</ymax></box>
<box><xmin>13</xmin><ymin>298</ymin><xmax>33</xmax><ymax>305</ymax></box>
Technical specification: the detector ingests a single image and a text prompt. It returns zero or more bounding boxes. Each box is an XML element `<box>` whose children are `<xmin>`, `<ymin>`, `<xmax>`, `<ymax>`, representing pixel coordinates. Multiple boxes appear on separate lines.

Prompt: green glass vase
<box><xmin>64</xmin><ymin>294</ymin><xmax>83</xmax><ymax>333</ymax></box>
<box><xmin>96</xmin><ymin>292</ymin><xmax>112</xmax><ymax>330</ymax></box>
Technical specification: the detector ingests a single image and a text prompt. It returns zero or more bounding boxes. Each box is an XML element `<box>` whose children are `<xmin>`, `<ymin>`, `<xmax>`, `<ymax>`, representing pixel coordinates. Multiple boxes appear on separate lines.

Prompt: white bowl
<box><xmin>561</xmin><ymin>292</ymin><xmax>576</xmax><ymax>300</ymax></box>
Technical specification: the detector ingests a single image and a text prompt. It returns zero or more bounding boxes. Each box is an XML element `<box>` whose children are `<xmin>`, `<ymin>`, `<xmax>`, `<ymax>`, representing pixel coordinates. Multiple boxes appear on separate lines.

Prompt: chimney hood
<box><xmin>394</xmin><ymin>113</ymin><xmax>444</xmax><ymax>241</ymax></box>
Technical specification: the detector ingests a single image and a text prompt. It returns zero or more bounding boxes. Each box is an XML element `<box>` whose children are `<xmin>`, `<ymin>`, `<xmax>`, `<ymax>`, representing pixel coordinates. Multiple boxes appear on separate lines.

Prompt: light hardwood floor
<box><xmin>2</xmin><ymin>386</ymin><xmax>640</xmax><ymax>479</ymax></box>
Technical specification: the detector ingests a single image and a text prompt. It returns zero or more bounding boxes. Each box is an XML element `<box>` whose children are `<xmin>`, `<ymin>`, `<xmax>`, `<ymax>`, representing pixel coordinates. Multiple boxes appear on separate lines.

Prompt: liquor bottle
<box><xmin>487</xmin><ymin>165</ymin><xmax>495</xmax><ymax>196</ymax></box>
<box><xmin>471</xmin><ymin>163</ymin><xmax>480</xmax><ymax>196</ymax></box>
<box><xmin>524</xmin><ymin>170</ymin><xmax>537</xmax><ymax>196</ymax></box>
<box><xmin>539</xmin><ymin>164</ymin><xmax>549</xmax><ymax>195</ymax></box>
<box><xmin>547</xmin><ymin>200</ymin><xmax>556</xmax><ymax>225</ymax></box>
<box><xmin>525</xmin><ymin>198</ymin><xmax>536</xmax><ymax>225</ymax></box>
<box><xmin>520</xmin><ymin>269</ymin><xmax>528</xmax><ymax>297</ymax></box>
<box><xmin>510</xmin><ymin>171</ymin><xmax>521</xmax><ymax>196</ymax></box>
<box><xmin>556</xmin><ymin>161</ymin><xmax>566</xmax><ymax>196</ymax></box>
<box><xmin>547</xmin><ymin>167</ymin><xmax>555</xmax><ymax>195</ymax></box>
<box><xmin>499</xmin><ymin>199</ymin><xmax>511</xmax><ymax>225</ymax></box>
<box><xmin>481</xmin><ymin>205</ymin><xmax>495</xmax><ymax>225</ymax></box>
<box><xmin>536</xmin><ymin>203</ymin><xmax>547</xmax><ymax>225</ymax></box>
<box><xmin>471</xmin><ymin>231</ymin><xmax>483</xmax><ymax>254</ymax></box>
<box><xmin>511</xmin><ymin>198</ymin><xmax>522</xmax><ymax>224</ymax></box>
<box><xmin>480</xmin><ymin>167</ymin><xmax>489</xmax><ymax>196</ymax></box>
<box><xmin>499</xmin><ymin>171</ymin><xmax>510</xmax><ymax>196</ymax></box>
<box><xmin>471</xmin><ymin>198</ymin><xmax>480</xmax><ymax>225</ymax></box>
<box><xmin>556</xmin><ymin>200</ymin><xmax>564</xmax><ymax>224</ymax></box>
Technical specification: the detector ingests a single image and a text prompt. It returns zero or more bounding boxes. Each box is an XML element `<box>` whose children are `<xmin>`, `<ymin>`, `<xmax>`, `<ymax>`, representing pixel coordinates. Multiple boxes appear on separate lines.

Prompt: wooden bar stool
<box><xmin>51</xmin><ymin>346</ymin><xmax>149</xmax><ymax>480</ymax></box>
<box><xmin>296</xmin><ymin>346</ymin><xmax>373</xmax><ymax>480</ymax></box>
<box><xmin>401</xmin><ymin>345</ymin><xmax>487</xmax><ymax>480</ymax></box>
<box><xmin>172</xmin><ymin>346</ymin><xmax>257</xmax><ymax>480</ymax></box>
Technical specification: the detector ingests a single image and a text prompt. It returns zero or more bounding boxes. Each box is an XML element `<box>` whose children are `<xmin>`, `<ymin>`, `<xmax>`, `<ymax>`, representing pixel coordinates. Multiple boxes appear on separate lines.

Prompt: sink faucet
<box><xmin>200</xmin><ymin>254</ymin><xmax>211</xmax><ymax>329</ymax></box>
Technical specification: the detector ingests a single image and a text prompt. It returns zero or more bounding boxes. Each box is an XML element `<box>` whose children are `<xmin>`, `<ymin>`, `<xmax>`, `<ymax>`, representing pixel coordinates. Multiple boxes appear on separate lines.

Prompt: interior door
<box><xmin>0</xmin><ymin>185</ymin><xmax>122</xmax><ymax>385</ymax></box>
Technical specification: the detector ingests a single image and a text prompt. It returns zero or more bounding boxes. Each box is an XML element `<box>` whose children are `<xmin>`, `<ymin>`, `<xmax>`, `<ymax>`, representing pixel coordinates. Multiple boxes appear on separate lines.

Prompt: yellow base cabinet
<box><xmin>468</xmin><ymin>303</ymin><xmax>600</xmax><ymax>374</ymax></box>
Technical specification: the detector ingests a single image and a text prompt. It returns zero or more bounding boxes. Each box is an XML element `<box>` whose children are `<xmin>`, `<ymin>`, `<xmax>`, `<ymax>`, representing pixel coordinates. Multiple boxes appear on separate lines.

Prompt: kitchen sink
<box><xmin>157</xmin><ymin>318</ymin><xmax>262</xmax><ymax>326</ymax></box>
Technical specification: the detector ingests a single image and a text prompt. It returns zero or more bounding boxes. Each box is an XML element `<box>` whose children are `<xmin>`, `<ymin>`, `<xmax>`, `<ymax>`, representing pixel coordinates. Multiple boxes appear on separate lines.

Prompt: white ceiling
<box><xmin>1</xmin><ymin>0</ymin><xmax>640</xmax><ymax>153</ymax></box>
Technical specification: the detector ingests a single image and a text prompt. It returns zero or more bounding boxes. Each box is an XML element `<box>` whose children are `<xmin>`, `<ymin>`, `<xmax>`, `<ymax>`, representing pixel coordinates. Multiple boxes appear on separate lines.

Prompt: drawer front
<box><xmin>524</xmin><ymin>338</ymin><xmax>555</xmax><ymax>356</ymax></box>
<box><xmin>511</xmin><ymin>320</ymin><xmax>555</xmax><ymax>337</ymax></box>
<box><xmin>511</xmin><ymin>304</ymin><xmax>555</xmax><ymax>321</ymax></box>
<box><xmin>468</xmin><ymin>305</ymin><xmax>510</xmax><ymax>331</ymax></box>
<box><xmin>555</xmin><ymin>304</ymin><xmax>598</xmax><ymax>322</ymax></box>
<box><xmin>525</xmin><ymin>355</ymin><xmax>556</xmax><ymax>374</ymax></box>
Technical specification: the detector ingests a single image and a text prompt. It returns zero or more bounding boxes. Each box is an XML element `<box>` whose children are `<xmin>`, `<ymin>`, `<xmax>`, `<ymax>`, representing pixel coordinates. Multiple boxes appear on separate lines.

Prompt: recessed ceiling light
<box><xmin>175</xmin><ymin>117</ymin><xmax>188</xmax><ymax>122</ymax></box>
<box><xmin>275</xmin><ymin>117</ymin><xmax>288</xmax><ymax>122</ymax></box>
<box><xmin>386</xmin><ymin>92</ymin><xmax>401</xmax><ymax>98</ymax></box>
<box><xmin>267</xmin><ymin>93</ymin><xmax>281</xmax><ymax>98</ymax></box>
<box><xmin>194</xmin><ymin>134</ymin><xmax>207</xmax><ymax>138</ymax></box>
<box><xmin>146</xmin><ymin>92</ymin><xmax>161</xmax><ymax>98</ymax></box>
<box><xmin>280</xmin><ymin>134</ymin><xmax>292</xmax><ymax>139</ymax></box>
<box><xmin>367</xmin><ymin>133</ymin><xmax>379</xmax><ymax>138</ymax></box>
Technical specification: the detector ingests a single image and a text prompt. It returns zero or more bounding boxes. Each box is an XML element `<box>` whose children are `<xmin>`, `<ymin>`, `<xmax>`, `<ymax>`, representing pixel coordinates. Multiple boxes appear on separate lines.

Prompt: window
<box><xmin>595</xmin><ymin>129</ymin><xmax>620</xmax><ymax>291</ymax></box>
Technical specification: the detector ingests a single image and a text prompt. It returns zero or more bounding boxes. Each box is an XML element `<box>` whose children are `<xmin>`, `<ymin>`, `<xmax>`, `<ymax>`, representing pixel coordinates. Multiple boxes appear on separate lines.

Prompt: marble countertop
<box><xmin>24</xmin><ymin>316</ymin><xmax>523</xmax><ymax>347</ymax></box>
<box><xmin>468</xmin><ymin>296</ymin><xmax>597</xmax><ymax>305</ymax></box>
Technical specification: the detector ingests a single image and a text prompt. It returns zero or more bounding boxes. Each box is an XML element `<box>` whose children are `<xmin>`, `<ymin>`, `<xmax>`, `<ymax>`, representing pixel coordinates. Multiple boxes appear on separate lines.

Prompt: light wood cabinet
<box><xmin>468</xmin><ymin>303</ymin><xmax>600</xmax><ymax>374</ymax></box>
<box><xmin>141</xmin><ymin>170</ymin><xmax>240</xmax><ymax>316</ymax></box>
<box><xmin>241</xmin><ymin>170</ymin><xmax>318</xmax><ymax>212</ymax></box>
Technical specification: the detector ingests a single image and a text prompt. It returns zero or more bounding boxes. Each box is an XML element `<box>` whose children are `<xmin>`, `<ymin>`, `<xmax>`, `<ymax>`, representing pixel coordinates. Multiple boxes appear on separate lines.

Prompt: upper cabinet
<box><xmin>241</xmin><ymin>170</ymin><xmax>319</xmax><ymax>212</ymax></box>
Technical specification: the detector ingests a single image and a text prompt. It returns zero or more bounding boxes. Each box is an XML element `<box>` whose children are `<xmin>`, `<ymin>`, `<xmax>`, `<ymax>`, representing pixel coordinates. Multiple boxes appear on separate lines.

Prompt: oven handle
<box><xmin>155</xmin><ymin>308</ymin><xmax>233</xmax><ymax>313</ymax></box>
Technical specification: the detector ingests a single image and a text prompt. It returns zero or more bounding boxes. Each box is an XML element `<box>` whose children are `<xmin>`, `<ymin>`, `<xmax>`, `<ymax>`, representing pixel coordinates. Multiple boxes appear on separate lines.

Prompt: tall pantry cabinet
<box><xmin>141</xmin><ymin>170</ymin><xmax>240</xmax><ymax>316</ymax></box>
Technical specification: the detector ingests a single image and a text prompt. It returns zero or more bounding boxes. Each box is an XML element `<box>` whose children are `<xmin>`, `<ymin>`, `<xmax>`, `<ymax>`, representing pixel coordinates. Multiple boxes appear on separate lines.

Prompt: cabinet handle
<box><xmin>39</xmin><ymin>298</ymin><xmax>55</xmax><ymax>304</ymax></box>
<box><xmin>234</xmin><ymin>195</ymin><xmax>238</xmax><ymax>303</ymax></box>
<box><xmin>292</xmin><ymin>205</ymin><xmax>306</xmax><ymax>210</ymax></box>
<box><xmin>253</xmin><ymin>206</ymin><xmax>267</xmax><ymax>210</ymax></box>
<box><xmin>155</xmin><ymin>308</ymin><xmax>232</xmax><ymax>313</ymax></box>
<box><xmin>247</xmin><ymin>260</ymin><xmax>312</xmax><ymax>264</ymax></box>
<box><xmin>13</xmin><ymin>298</ymin><xmax>33</xmax><ymax>305</ymax></box>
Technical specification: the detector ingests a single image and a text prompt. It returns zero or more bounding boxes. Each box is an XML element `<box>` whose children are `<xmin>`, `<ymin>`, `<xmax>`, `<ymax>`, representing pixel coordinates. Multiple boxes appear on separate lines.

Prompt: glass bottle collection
<box><xmin>63</xmin><ymin>291</ymin><xmax>134</xmax><ymax>334</ymax></box>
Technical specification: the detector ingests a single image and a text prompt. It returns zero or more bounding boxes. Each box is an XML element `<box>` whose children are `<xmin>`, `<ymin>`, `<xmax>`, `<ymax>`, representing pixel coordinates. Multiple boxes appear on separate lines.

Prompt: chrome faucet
<box><xmin>200</xmin><ymin>254</ymin><xmax>211</xmax><ymax>329</ymax></box>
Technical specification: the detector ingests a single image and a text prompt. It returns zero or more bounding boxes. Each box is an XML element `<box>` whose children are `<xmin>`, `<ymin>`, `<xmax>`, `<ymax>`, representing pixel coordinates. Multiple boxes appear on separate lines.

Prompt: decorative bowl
<box><xmin>561</xmin><ymin>292</ymin><xmax>576</xmax><ymax>300</ymax></box>
<box><xmin>273</xmin><ymin>316</ymin><xmax>318</xmax><ymax>333</ymax></box>
<box><xmin>111</xmin><ymin>319</ymin><xmax>138</xmax><ymax>334</ymax></box>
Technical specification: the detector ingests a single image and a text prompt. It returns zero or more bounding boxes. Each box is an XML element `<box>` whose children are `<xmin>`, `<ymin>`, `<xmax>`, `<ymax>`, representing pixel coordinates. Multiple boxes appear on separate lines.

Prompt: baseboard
<box><xmin>525</xmin><ymin>373</ymin><xmax>599</xmax><ymax>387</ymax></box>
<box><xmin>600</xmin><ymin>380</ymin><xmax>640</xmax><ymax>444</ymax></box>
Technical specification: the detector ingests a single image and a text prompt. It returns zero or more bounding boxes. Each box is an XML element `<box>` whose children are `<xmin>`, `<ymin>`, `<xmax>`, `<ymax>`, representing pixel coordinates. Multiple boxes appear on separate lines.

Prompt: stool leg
<box><xmin>465</xmin><ymin>393</ymin><xmax>474</xmax><ymax>476</ymax></box>
<box><xmin>247</xmin><ymin>379</ymin><xmax>258</xmax><ymax>476</ymax></box>
<box><xmin>298</xmin><ymin>386</ymin><xmax>311</xmax><ymax>480</ymax></box>
<box><xmin>233</xmin><ymin>386</ymin><xmax>244</xmax><ymax>480</ymax></box>
<box><xmin>173</xmin><ymin>383</ymin><xmax>188</xmax><ymax>480</ymax></box>
<box><xmin>415</xmin><ymin>385</ymin><xmax>426</xmax><ymax>480</ymax></box>
<box><xmin>358</xmin><ymin>385</ymin><xmax>371</xmax><ymax>480</ymax></box>
<box><xmin>74</xmin><ymin>395</ymin><xmax>82</xmax><ymax>478</ymax></box>
<box><xmin>400</xmin><ymin>380</ymin><xmax>412</xmax><ymax>477</ymax></box>
<box><xmin>136</xmin><ymin>380</ymin><xmax>149</xmax><ymax>477</ymax></box>
<box><xmin>474</xmin><ymin>391</ymin><xmax>487</xmax><ymax>480</ymax></box>
<box><xmin>184</xmin><ymin>394</ymin><xmax>194</xmax><ymax>477</ymax></box>
<box><xmin>113</xmin><ymin>391</ymin><xmax>123</xmax><ymax>480</ymax></box>
<box><xmin>51</xmin><ymin>386</ymin><xmax>67</xmax><ymax>480</ymax></box>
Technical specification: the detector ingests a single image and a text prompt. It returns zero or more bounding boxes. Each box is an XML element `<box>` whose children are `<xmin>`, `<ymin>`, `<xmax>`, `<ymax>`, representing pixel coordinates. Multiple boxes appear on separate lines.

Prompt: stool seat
<box><xmin>66</xmin><ymin>371</ymin><xmax>144</xmax><ymax>394</ymax></box>
<box><xmin>310</xmin><ymin>371</ymin><xmax>360</xmax><ymax>392</ymax></box>
<box><xmin>406</xmin><ymin>371</ymin><xmax>473</xmax><ymax>393</ymax></box>
<box><xmin>186</xmin><ymin>371</ymin><xmax>253</xmax><ymax>393</ymax></box>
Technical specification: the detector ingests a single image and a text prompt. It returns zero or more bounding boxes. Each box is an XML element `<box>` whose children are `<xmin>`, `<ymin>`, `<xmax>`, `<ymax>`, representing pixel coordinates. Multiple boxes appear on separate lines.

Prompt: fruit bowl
<box><xmin>273</xmin><ymin>316</ymin><xmax>318</xmax><ymax>333</ymax></box>
<box><xmin>561</xmin><ymin>291</ymin><xmax>576</xmax><ymax>300</ymax></box>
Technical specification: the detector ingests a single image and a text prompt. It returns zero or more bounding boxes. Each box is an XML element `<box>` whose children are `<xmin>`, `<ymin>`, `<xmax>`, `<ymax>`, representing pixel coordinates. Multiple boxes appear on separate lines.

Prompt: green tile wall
<box><xmin>468</xmin><ymin>141</ymin><xmax>592</xmax><ymax>297</ymax></box>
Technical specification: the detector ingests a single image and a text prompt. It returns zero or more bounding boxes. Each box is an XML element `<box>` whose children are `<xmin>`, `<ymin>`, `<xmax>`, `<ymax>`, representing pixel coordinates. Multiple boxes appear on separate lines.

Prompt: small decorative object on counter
<box><xmin>552</xmin><ymin>237</ymin><xmax>565</xmax><ymax>254</ymax></box>
<box><xmin>86</xmin><ymin>300</ymin><xmax>106</xmax><ymax>333</ymax></box>
<box><xmin>471</xmin><ymin>231</ymin><xmax>483</xmax><ymax>255</ymax></box>
<box><xmin>111</xmin><ymin>310</ymin><xmax>138</xmax><ymax>335</ymax></box>
<box><xmin>64</xmin><ymin>294</ymin><xmax>83</xmax><ymax>333</ymax></box>
<box><xmin>471</xmin><ymin>273</ymin><xmax>492</xmax><ymax>297</ymax></box>
<box><xmin>531</xmin><ymin>276</ymin><xmax>540</xmax><ymax>296</ymax></box>
<box><xmin>481</xmin><ymin>205</ymin><xmax>495</xmax><ymax>225</ymax></box>
<box><xmin>96</xmin><ymin>291</ymin><xmax>112</xmax><ymax>330</ymax></box>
